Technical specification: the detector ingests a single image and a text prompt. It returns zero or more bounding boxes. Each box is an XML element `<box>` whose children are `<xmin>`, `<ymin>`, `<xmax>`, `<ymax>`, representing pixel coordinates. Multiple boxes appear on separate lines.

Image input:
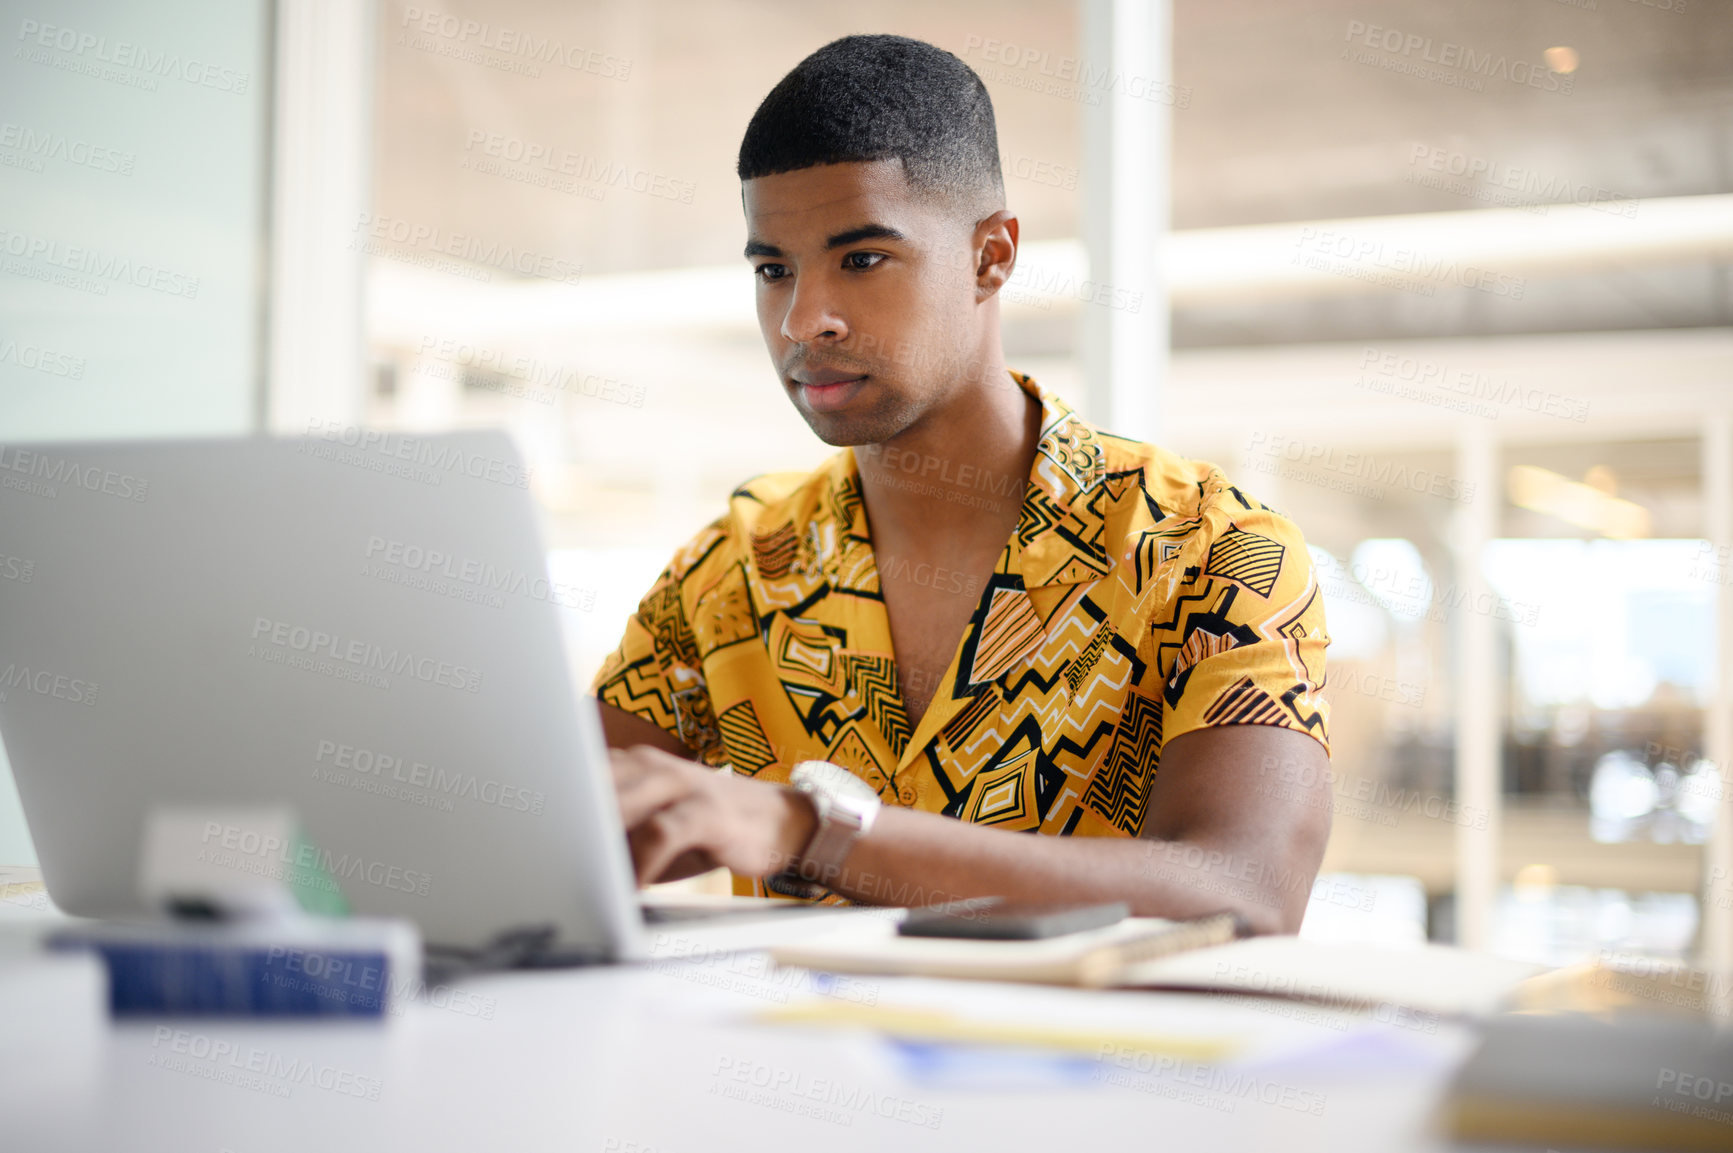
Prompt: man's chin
<box><xmin>800</xmin><ymin>411</ymin><xmax>887</xmax><ymax>448</ymax></box>
<box><xmin>789</xmin><ymin>389</ymin><xmax>910</xmax><ymax>447</ymax></box>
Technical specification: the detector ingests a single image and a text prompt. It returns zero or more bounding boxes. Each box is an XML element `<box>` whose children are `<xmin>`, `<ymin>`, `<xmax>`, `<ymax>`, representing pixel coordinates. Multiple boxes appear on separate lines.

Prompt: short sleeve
<box><xmin>1156</xmin><ymin>500</ymin><xmax>1331</xmax><ymax>756</ymax></box>
<box><xmin>591</xmin><ymin>528</ymin><xmax>727</xmax><ymax>763</ymax></box>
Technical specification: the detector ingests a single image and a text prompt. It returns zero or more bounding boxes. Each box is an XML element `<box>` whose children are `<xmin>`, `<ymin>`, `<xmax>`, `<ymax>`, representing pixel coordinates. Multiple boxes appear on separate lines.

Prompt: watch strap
<box><xmin>776</xmin><ymin>764</ymin><xmax>880</xmax><ymax>895</ymax></box>
<box><xmin>796</xmin><ymin>799</ymin><xmax>858</xmax><ymax>885</ymax></box>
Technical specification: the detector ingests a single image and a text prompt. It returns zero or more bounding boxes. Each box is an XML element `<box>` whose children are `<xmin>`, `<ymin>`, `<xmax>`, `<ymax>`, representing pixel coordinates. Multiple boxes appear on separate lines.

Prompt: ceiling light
<box><xmin>1507</xmin><ymin>464</ymin><xmax>1651</xmax><ymax>538</ymax></box>
<box><xmin>1583</xmin><ymin>465</ymin><xmax>1617</xmax><ymax>496</ymax></box>
<box><xmin>1544</xmin><ymin>46</ymin><xmax>1579</xmax><ymax>74</ymax></box>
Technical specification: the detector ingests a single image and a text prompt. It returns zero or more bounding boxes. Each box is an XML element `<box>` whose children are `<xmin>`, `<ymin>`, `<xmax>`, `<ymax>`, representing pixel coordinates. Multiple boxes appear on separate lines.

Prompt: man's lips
<box><xmin>791</xmin><ymin>373</ymin><xmax>867</xmax><ymax>413</ymax></box>
<box><xmin>791</xmin><ymin>370</ymin><xmax>866</xmax><ymax>387</ymax></box>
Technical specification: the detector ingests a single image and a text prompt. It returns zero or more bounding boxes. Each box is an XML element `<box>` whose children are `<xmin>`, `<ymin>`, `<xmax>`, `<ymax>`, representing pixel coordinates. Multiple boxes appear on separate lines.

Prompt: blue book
<box><xmin>47</xmin><ymin>915</ymin><xmax>420</xmax><ymax>1018</ymax></box>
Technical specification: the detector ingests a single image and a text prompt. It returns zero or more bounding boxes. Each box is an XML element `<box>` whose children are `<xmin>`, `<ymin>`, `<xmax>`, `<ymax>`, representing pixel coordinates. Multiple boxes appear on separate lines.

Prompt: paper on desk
<box><xmin>766</xmin><ymin>913</ymin><xmax>1201</xmax><ymax>985</ymax></box>
<box><xmin>877</xmin><ymin>1038</ymin><xmax>1105</xmax><ymax>1091</ymax></box>
<box><xmin>757</xmin><ymin>998</ymin><xmax>1239</xmax><ymax>1063</ymax></box>
<box><xmin>1119</xmin><ymin>936</ymin><xmax>1547</xmax><ymax>1017</ymax></box>
<box><xmin>749</xmin><ymin>967</ymin><xmax>1371</xmax><ymax>1079</ymax></box>
<box><xmin>0</xmin><ymin>866</ymin><xmax>54</xmax><ymax>919</ymax></box>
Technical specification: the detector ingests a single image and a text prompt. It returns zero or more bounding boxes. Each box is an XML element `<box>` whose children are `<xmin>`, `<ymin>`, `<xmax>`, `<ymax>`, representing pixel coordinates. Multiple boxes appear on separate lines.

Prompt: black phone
<box><xmin>897</xmin><ymin>897</ymin><xmax>1130</xmax><ymax>940</ymax></box>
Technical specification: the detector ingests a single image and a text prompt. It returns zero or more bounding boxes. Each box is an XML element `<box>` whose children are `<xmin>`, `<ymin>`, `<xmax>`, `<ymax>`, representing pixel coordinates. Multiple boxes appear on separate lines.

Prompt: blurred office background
<box><xmin>3</xmin><ymin>0</ymin><xmax>1732</xmax><ymax>969</ymax></box>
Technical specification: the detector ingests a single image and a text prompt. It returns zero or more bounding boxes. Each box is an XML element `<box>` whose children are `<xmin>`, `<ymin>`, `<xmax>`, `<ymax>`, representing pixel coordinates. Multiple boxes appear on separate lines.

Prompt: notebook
<box><xmin>767</xmin><ymin>912</ymin><xmax>1241</xmax><ymax>987</ymax></box>
<box><xmin>1444</xmin><ymin>1011</ymin><xmax>1733</xmax><ymax>1152</ymax></box>
<box><xmin>1119</xmin><ymin>935</ymin><xmax>1547</xmax><ymax>1017</ymax></box>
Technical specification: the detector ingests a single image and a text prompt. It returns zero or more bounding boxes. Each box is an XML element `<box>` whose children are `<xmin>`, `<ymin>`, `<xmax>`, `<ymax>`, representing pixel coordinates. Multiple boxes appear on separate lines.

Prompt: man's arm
<box><xmin>598</xmin><ymin>700</ymin><xmax>699</xmax><ymax>759</ymax></box>
<box><xmin>610</xmin><ymin>722</ymin><xmax>1333</xmax><ymax>934</ymax></box>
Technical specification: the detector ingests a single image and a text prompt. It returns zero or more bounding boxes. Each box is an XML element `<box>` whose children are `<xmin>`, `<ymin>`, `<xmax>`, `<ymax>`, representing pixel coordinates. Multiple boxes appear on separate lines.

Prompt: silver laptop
<box><xmin>0</xmin><ymin>429</ymin><xmax>648</xmax><ymax>957</ymax></box>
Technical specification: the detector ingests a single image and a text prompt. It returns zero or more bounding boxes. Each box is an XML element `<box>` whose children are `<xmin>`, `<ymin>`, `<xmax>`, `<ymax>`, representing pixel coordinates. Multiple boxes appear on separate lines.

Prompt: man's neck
<box><xmin>853</xmin><ymin>366</ymin><xmax>1041</xmax><ymax>548</ymax></box>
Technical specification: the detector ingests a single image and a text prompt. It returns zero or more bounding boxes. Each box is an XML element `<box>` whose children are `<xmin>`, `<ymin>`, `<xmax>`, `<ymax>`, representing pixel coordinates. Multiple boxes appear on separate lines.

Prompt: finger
<box><xmin>612</xmin><ymin>752</ymin><xmax>697</xmax><ymax>828</ymax></box>
<box><xmin>623</xmin><ymin>816</ymin><xmax>661</xmax><ymax>884</ymax></box>
<box><xmin>655</xmin><ymin>848</ymin><xmax>721</xmax><ymax>884</ymax></box>
<box><xmin>629</xmin><ymin>797</ymin><xmax>712</xmax><ymax>885</ymax></box>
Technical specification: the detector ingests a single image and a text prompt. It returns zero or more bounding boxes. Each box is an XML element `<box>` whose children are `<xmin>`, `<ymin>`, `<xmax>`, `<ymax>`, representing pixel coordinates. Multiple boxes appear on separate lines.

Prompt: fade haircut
<box><xmin>737</xmin><ymin>34</ymin><xmax>1005</xmax><ymax>220</ymax></box>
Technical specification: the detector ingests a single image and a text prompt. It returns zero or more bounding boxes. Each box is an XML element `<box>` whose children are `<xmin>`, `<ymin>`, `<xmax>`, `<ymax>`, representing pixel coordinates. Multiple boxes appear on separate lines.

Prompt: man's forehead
<box><xmin>742</xmin><ymin>159</ymin><xmax>925</xmax><ymax>236</ymax></box>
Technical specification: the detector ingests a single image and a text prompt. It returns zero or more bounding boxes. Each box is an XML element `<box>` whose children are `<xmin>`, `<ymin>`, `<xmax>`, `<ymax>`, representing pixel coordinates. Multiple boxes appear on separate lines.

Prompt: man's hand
<box><xmin>610</xmin><ymin>746</ymin><xmax>818</xmax><ymax>885</ymax></box>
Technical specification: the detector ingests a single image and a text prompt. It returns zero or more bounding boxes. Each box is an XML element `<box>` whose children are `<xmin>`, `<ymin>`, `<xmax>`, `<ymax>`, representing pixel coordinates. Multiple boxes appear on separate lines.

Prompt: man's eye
<box><xmin>754</xmin><ymin>263</ymin><xmax>788</xmax><ymax>282</ymax></box>
<box><xmin>843</xmin><ymin>252</ymin><xmax>884</xmax><ymax>271</ymax></box>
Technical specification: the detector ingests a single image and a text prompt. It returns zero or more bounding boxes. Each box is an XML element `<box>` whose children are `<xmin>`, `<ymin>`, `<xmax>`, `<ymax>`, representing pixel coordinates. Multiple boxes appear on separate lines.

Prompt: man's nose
<box><xmin>780</xmin><ymin>274</ymin><xmax>848</xmax><ymax>345</ymax></box>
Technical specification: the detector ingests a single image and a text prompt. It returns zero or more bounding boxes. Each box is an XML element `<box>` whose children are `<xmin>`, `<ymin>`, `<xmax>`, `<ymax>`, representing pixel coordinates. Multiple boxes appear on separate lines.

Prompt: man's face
<box><xmin>742</xmin><ymin>159</ymin><xmax>985</xmax><ymax>446</ymax></box>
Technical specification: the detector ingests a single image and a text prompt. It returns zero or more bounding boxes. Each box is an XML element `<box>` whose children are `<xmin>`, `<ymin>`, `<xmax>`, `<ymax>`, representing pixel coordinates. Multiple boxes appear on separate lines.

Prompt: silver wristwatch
<box><xmin>770</xmin><ymin>760</ymin><xmax>882</xmax><ymax>898</ymax></box>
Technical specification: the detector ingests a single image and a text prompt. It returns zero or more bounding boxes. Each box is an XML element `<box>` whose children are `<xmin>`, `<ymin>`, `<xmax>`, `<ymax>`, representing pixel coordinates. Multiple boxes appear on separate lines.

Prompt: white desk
<box><xmin>3</xmin><ymin>911</ymin><xmax>1506</xmax><ymax>1153</ymax></box>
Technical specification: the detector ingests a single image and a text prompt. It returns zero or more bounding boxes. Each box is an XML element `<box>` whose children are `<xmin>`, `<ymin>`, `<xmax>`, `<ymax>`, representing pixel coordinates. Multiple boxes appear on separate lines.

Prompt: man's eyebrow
<box><xmin>824</xmin><ymin>223</ymin><xmax>906</xmax><ymax>249</ymax></box>
<box><xmin>743</xmin><ymin>224</ymin><xmax>907</xmax><ymax>260</ymax></box>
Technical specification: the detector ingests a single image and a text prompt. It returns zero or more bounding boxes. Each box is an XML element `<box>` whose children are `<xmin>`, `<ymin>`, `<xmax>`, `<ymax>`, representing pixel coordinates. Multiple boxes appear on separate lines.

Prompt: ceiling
<box><xmin>370</xmin><ymin>0</ymin><xmax>1733</xmax><ymax>346</ymax></box>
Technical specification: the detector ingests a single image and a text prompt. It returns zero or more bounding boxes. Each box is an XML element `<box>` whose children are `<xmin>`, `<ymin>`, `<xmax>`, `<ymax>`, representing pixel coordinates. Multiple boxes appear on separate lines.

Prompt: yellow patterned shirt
<box><xmin>594</xmin><ymin>372</ymin><xmax>1330</xmax><ymax>896</ymax></box>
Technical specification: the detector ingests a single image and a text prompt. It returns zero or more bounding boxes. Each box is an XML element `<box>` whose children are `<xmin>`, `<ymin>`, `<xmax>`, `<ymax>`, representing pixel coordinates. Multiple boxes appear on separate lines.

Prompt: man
<box><xmin>594</xmin><ymin>34</ymin><xmax>1333</xmax><ymax>933</ymax></box>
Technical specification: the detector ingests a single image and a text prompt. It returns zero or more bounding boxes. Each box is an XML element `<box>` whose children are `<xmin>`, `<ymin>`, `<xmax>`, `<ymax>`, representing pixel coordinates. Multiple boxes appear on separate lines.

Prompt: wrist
<box><xmin>771</xmin><ymin>786</ymin><xmax>819</xmax><ymax>877</ymax></box>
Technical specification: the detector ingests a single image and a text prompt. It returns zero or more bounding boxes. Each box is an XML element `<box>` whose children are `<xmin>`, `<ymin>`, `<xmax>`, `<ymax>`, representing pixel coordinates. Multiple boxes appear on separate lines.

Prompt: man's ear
<box><xmin>972</xmin><ymin>209</ymin><xmax>1019</xmax><ymax>299</ymax></box>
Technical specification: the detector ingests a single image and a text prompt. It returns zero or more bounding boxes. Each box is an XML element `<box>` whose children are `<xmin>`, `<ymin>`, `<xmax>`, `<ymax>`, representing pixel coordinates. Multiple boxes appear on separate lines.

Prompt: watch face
<box><xmin>791</xmin><ymin>760</ymin><xmax>881</xmax><ymax>805</ymax></box>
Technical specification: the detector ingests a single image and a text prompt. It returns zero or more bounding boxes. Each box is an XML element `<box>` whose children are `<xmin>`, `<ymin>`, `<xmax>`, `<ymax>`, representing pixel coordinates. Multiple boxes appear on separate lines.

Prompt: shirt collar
<box><xmin>1013</xmin><ymin>371</ymin><xmax>1115</xmax><ymax>588</ymax></box>
<box><xmin>820</xmin><ymin>370</ymin><xmax>1114</xmax><ymax>594</ymax></box>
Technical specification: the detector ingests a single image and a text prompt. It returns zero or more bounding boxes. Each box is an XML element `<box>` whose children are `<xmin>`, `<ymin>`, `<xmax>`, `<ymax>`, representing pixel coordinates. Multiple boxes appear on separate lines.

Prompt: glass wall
<box><xmin>1488</xmin><ymin>438</ymin><xmax>1711</xmax><ymax>964</ymax></box>
<box><xmin>0</xmin><ymin>0</ymin><xmax>274</xmax><ymax>866</ymax></box>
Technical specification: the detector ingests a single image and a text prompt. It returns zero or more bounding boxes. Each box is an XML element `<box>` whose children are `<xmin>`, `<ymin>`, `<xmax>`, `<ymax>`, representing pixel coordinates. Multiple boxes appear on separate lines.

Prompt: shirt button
<box><xmin>897</xmin><ymin>784</ymin><xmax>917</xmax><ymax>805</ymax></box>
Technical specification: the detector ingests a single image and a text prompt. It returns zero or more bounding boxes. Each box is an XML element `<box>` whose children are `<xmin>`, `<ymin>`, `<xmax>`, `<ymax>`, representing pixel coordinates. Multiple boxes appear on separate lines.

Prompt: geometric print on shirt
<box><xmin>594</xmin><ymin>372</ymin><xmax>1331</xmax><ymax>897</ymax></box>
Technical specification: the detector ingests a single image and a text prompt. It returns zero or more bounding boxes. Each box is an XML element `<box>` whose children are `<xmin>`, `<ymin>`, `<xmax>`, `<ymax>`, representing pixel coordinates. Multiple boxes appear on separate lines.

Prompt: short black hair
<box><xmin>737</xmin><ymin>34</ymin><xmax>1004</xmax><ymax>218</ymax></box>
